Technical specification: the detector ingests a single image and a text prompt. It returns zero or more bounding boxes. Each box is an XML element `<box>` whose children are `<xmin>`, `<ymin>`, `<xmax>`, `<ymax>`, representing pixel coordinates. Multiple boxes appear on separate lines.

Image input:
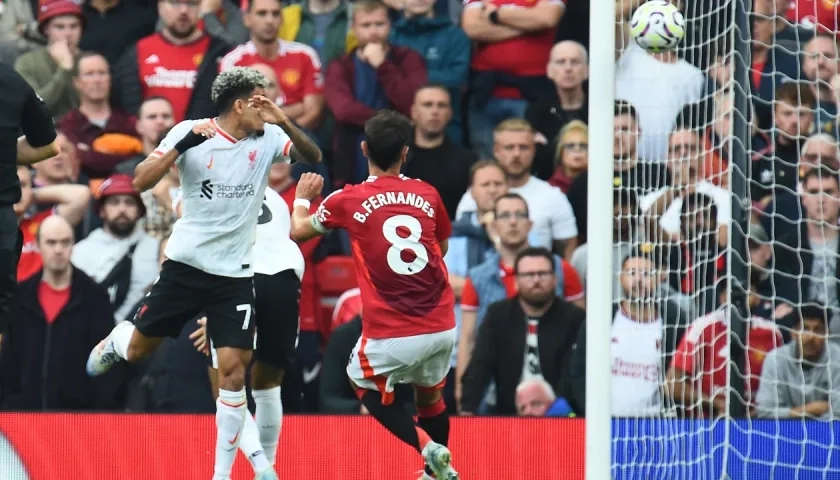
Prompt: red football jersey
<box><xmin>136</xmin><ymin>33</ymin><xmax>212</xmax><ymax>122</ymax></box>
<box><xmin>787</xmin><ymin>0</ymin><xmax>839</xmax><ymax>35</ymax></box>
<box><xmin>18</xmin><ymin>209</ymin><xmax>53</xmax><ymax>281</ymax></box>
<box><xmin>314</xmin><ymin>175</ymin><xmax>455</xmax><ymax>339</ymax></box>
<box><xmin>670</xmin><ymin>310</ymin><xmax>783</xmax><ymax>412</ymax></box>
<box><xmin>463</xmin><ymin>0</ymin><xmax>564</xmax><ymax>98</ymax></box>
<box><xmin>220</xmin><ymin>41</ymin><xmax>323</xmax><ymax>106</ymax></box>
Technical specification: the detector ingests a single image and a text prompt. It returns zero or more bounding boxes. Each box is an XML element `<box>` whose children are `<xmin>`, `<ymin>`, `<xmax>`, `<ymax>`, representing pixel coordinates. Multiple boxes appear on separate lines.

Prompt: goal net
<box><xmin>605</xmin><ymin>0</ymin><xmax>840</xmax><ymax>478</ymax></box>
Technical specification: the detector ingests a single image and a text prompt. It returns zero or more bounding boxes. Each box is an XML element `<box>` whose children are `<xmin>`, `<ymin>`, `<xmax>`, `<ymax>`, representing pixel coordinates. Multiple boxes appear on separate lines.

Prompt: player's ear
<box><xmin>401</xmin><ymin>145</ymin><xmax>409</xmax><ymax>160</ymax></box>
<box><xmin>360</xmin><ymin>140</ymin><xmax>369</xmax><ymax>158</ymax></box>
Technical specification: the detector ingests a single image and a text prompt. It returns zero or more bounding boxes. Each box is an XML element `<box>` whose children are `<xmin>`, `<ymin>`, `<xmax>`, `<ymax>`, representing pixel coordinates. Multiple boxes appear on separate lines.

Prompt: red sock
<box><xmin>415</xmin><ymin>426</ymin><xmax>432</xmax><ymax>451</ymax></box>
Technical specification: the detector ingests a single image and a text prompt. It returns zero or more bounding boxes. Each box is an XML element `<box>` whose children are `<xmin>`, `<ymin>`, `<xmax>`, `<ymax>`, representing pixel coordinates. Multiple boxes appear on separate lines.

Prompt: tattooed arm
<box><xmin>279</xmin><ymin>119</ymin><xmax>323</xmax><ymax>165</ymax></box>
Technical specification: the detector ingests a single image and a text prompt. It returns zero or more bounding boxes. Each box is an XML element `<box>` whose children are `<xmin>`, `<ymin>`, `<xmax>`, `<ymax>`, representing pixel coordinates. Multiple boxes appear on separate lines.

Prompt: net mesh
<box><xmin>608</xmin><ymin>0</ymin><xmax>840</xmax><ymax>478</ymax></box>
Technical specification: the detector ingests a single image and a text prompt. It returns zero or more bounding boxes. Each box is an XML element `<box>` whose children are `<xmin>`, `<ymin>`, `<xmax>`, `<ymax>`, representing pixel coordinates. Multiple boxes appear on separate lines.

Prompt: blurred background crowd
<box><xmin>1</xmin><ymin>0</ymin><xmax>839</xmax><ymax>422</ymax></box>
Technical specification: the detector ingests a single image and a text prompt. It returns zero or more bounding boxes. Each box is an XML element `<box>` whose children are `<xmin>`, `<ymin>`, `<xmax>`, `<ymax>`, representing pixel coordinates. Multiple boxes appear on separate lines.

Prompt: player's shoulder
<box><xmin>173</xmin><ymin>118</ymin><xmax>203</xmax><ymax>132</ymax></box>
<box><xmin>280</xmin><ymin>40</ymin><xmax>321</xmax><ymax>64</ymax></box>
<box><xmin>393</xmin><ymin>174</ymin><xmax>439</xmax><ymax>194</ymax></box>
<box><xmin>684</xmin><ymin>310</ymin><xmax>726</xmax><ymax>342</ymax></box>
<box><xmin>220</xmin><ymin>41</ymin><xmax>256</xmax><ymax>68</ymax></box>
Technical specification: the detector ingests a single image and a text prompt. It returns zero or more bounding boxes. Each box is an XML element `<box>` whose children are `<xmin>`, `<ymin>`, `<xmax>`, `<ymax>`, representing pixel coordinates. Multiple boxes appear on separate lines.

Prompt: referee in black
<box><xmin>0</xmin><ymin>63</ymin><xmax>60</xmax><ymax>343</ymax></box>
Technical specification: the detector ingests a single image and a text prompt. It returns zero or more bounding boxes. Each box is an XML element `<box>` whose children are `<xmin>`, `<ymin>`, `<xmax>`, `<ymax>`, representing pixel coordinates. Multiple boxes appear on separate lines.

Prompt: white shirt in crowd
<box><xmin>174</xmin><ymin>186</ymin><xmax>304</xmax><ymax>280</ymax></box>
<box><xmin>72</xmin><ymin>227</ymin><xmax>160</xmax><ymax>323</ymax></box>
<box><xmin>615</xmin><ymin>42</ymin><xmax>705</xmax><ymax>163</ymax></box>
<box><xmin>639</xmin><ymin>180</ymin><xmax>731</xmax><ymax>235</ymax></box>
<box><xmin>610</xmin><ymin>308</ymin><xmax>664</xmax><ymax>417</ymax></box>
<box><xmin>155</xmin><ymin>119</ymin><xmax>292</xmax><ymax>278</ymax></box>
<box><xmin>454</xmin><ymin>176</ymin><xmax>578</xmax><ymax>249</ymax></box>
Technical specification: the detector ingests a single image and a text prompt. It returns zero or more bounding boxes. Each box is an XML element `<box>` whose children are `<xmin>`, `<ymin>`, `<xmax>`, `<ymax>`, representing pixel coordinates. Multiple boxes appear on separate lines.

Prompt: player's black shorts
<box><xmin>206</xmin><ymin>269</ymin><xmax>301</xmax><ymax>370</ymax></box>
<box><xmin>134</xmin><ymin>259</ymin><xmax>255</xmax><ymax>349</ymax></box>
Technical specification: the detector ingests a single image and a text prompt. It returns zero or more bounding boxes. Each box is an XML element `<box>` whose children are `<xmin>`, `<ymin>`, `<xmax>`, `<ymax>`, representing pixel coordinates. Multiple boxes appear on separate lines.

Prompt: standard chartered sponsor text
<box><xmin>216</xmin><ymin>183</ymin><xmax>255</xmax><ymax>199</ymax></box>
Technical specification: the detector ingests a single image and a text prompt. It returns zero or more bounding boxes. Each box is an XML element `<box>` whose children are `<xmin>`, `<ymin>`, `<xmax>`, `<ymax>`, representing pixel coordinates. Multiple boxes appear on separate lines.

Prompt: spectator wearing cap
<box><xmin>14</xmin><ymin>0</ymin><xmax>85</xmax><ymax>119</ymax></box>
<box><xmin>58</xmin><ymin>52</ymin><xmax>141</xmax><ymax>181</ymax></box>
<box><xmin>568</xmin><ymin>244</ymin><xmax>690</xmax><ymax>417</ymax></box>
<box><xmin>71</xmin><ymin>174</ymin><xmax>160</xmax><ymax>323</ymax></box>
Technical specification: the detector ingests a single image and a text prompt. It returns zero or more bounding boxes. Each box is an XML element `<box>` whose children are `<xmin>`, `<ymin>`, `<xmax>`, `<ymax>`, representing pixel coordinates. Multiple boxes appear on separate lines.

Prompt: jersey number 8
<box><xmin>382</xmin><ymin>215</ymin><xmax>428</xmax><ymax>275</ymax></box>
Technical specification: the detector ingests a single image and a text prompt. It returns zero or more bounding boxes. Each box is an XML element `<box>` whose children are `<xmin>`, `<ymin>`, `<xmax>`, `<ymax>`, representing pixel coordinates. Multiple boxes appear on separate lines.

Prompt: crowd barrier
<box><xmin>0</xmin><ymin>414</ymin><xmax>838</xmax><ymax>479</ymax></box>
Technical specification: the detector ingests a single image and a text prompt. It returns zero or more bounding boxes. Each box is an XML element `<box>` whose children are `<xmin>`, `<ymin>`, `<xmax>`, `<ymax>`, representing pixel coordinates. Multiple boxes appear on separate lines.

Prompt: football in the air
<box><xmin>630</xmin><ymin>1</ymin><xmax>685</xmax><ymax>53</ymax></box>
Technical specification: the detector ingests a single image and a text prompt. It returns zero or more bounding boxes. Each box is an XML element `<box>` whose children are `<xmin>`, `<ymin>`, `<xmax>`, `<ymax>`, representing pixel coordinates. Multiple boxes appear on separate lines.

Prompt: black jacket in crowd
<box><xmin>524</xmin><ymin>89</ymin><xmax>588</xmax><ymax>181</ymax></box>
<box><xmin>460</xmin><ymin>296</ymin><xmax>585</xmax><ymax>415</ymax></box>
<box><xmin>113</xmin><ymin>34</ymin><xmax>232</xmax><ymax>120</ymax></box>
<box><xmin>567</xmin><ymin>300</ymin><xmax>690</xmax><ymax>417</ymax></box>
<box><xmin>0</xmin><ymin>267</ymin><xmax>125</xmax><ymax>411</ymax></box>
<box><xmin>773</xmin><ymin>222</ymin><xmax>840</xmax><ymax>316</ymax></box>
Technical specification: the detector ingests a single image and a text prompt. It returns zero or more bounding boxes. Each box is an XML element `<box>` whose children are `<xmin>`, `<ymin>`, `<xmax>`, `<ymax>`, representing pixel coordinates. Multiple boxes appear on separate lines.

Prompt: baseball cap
<box><xmin>97</xmin><ymin>174</ymin><xmax>146</xmax><ymax>217</ymax></box>
<box><xmin>38</xmin><ymin>0</ymin><xmax>85</xmax><ymax>36</ymax></box>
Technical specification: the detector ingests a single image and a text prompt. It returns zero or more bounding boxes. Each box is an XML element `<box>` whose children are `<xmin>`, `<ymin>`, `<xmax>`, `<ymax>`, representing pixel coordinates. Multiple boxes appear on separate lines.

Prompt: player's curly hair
<box><xmin>211</xmin><ymin>67</ymin><xmax>268</xmax><ymax>113</ymax></box>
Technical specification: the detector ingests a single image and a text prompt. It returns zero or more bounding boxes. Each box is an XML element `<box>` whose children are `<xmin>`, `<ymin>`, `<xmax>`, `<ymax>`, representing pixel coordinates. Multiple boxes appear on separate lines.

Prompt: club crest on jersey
<box><xmin>193</xmin><ymin>53</ymin><xmax>204</xmax><ymax>66</ymax></box>
<box><xmin>248</xmin><ymin>150</ymin><xmax>257</xmax><ymax>170</ymax></box>
<box><xmin>282</xmin><ymin>69</ymin><xmax>300</xmax><ymax>86</ymax></box>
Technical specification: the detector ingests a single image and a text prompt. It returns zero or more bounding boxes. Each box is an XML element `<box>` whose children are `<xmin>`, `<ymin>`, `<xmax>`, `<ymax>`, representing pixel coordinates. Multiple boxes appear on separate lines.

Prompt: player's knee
<box><xmin>216</xmin><ymin>348</ymin><xmax>251</xmax><ymax>390</ymax></box>
<box><xmin>415</xmin><ymin>385</ymin><xmax>444</xmax><ymax>408</ymax></box>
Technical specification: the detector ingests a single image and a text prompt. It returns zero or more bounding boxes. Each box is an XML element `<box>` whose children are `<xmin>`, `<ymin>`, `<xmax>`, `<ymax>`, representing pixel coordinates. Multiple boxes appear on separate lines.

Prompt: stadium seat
<box><xmin>313</xmin><ymin>256</ymin><xmax>357</xmax><ymax>337</ymax></box>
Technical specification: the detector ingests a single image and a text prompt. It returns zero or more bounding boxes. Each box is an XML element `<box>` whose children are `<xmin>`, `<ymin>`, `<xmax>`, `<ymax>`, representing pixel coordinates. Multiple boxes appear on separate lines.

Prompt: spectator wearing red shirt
<box><xmin>454</xmin><ymin>193</ymin><xmax>583</xmax><ymax>407</ymax></box>
<box><xmin>58</xmin><ymin>52</ymin><xmax>141</xmax><ymax>180</ymax></box>
<box><xmin>220</xmin><ymin>0</ymin><xmax>324</xmax><ymax>131</ymax></box>
<box><xmin>666</xmin><ymin>273</ymin><xmax>783</xmax><ymax>418</ymax></box>
<box><xmin>14</xmin><ymin>166</ymin><xmax>91</xmax><ymax>282</ymax></box>
<box><xmin>113</xmin><ymin>0</ymin><xmax>232</xmax><ymax>122</ymax></box>
<box><xmin>461</xmin><ymin>0</ymin><xmax>565</xmax><ymax>158</ymax></box>
<box><xmin>324</xmin><ymin>0</ymin><xmax>427</xmax><ymax>187</ymax></box>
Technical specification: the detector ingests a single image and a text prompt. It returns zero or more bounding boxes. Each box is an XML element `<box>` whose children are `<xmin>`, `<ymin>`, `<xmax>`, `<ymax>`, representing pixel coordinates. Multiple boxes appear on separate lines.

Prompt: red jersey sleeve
<box><xmin>560</xmin><ymin>261</ymin><xmax>584</xmax><ymax>302</ymax></box>
<box><xmin>302</xmin><ymin>48</ymin><xmax>324</xmax><ymax>96</ymax></box>
<box><xmin>313</xmin><ymin>188</ymin><xmax>347</xmax><ymax>231</ymax></box>
<box><xmin>461</xmin><ymin>277</ymin><xmax>479</xmax><ymax>310</ymax></box>
<box><xmin>434</xmin><ymin>190</ymin><xmax>452</xmax><ymax>242</ymax></box>
<box><xmin>670</xmin><ymin>320</ymin><xmax>707</xmax><ymax>375</ymax></box>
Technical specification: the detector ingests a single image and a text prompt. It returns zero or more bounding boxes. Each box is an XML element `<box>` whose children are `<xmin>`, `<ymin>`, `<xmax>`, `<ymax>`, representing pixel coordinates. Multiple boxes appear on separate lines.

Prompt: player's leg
<box><xmin>412</xmin><ymin>329</ymin><xmax>459</xmax><ymax>480</ymax></box>
<box><xmin>207</xmin><ymin>353</ymin><xmax>272</xmax><ymax>477</ymax></box>
<box><xmin>251</xmin><ymin>270</ymin><xmax>301</xmax><ymax>466</ymax></box>
<box><xmin>87</xmin><ymin>261</ymin><xmax>198</xmax><ymax>376</ymax></box>
<box><xmin>347</xmin><ymin>337</ymin><xmax>429</xmax><ymax>453</ymax></box>
<box><xmin>205</xmin><ymin>276</ymin><xmax>258</xmax><ymax>480</ymax></box>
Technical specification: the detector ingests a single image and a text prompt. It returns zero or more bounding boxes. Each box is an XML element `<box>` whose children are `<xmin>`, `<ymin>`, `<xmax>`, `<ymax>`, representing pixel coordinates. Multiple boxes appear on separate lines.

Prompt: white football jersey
<box><xmin>253</xmin><ymin>187</ymin><xmax>305</xmax><ymax>278</ymax></box>
<box><xmin>154</xmin><ymin>118</ymin><xmax>292</xmax><ymax>278</ymax></box>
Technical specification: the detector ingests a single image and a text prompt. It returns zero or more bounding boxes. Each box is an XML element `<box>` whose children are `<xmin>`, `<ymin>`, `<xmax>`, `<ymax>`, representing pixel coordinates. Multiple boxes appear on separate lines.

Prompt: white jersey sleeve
<box><xmin>151</xmin><ymin>120</ymin><xmax>199</xmax><ymax>167</ymax></box>
<box><xmin>263</xmin><ymin>123</ymin><xmax>294</xmax><ymax>164</ymax></box>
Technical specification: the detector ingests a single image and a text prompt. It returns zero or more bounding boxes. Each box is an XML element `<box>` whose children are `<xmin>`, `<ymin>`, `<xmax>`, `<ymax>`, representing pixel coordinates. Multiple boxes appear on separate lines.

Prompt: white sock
<box><xmin>240</xmin><ymin>414</ymin><xmax>271</xmax><ymax>474</ymax></box>
<box><xmin>252</xmin><ymin>387</ymin><xmax>282</xmax><ymax>465</ymax></box>
<box><xmin>110</xmin><ymin>321</ymin><xmax>134</xmax><ymax>360</ymax></box>
<box><xmin>212</xmin><ymin>388</ymin><xmax>248</xmax><ymax>480</ymax></box>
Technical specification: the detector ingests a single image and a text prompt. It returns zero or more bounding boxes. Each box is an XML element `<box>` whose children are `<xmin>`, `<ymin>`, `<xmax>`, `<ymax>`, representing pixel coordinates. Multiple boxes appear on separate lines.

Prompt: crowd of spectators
<box><xmin>1</xmin><ymin>0</ymin><xmax>840</xmax><ymax>423</ymax></box>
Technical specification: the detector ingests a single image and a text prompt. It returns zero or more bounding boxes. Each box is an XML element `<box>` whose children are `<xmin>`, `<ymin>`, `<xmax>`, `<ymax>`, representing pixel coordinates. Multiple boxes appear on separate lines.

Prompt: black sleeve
<box><xmin>20</xmin><ymin>85</ymin><xmax>56</xmax><ymax>148</ymax></box>
<box><xmin>460</xmin><ymin>302</ymin><xmax>502</xmax><ymax>412</ymax></box>
<box><xmin>112</xmin><ymin>46</ymin><xmax>142</xmax><ymax>115</ymax></box>
<box><xmin>319</xmin><ymin>319</ymin><xmax>363</xmax><ymax>414</ymax></box>
<box><xmin>566</xmin><ymin>322</ymin><xmax>587</xmax><ymax>416</ymax></box>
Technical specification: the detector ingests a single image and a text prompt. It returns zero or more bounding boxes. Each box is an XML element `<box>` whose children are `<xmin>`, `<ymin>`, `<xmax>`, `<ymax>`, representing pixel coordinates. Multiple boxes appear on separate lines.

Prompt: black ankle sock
<box><xmin>418</xmin><ymin>411</ymin><xmax>450</xmax><ymax>447</ymax></box>
<box><xmin>361</xmin><ymin>390</ymin><xmax>422</xmax><ymax>452</ymax></box>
